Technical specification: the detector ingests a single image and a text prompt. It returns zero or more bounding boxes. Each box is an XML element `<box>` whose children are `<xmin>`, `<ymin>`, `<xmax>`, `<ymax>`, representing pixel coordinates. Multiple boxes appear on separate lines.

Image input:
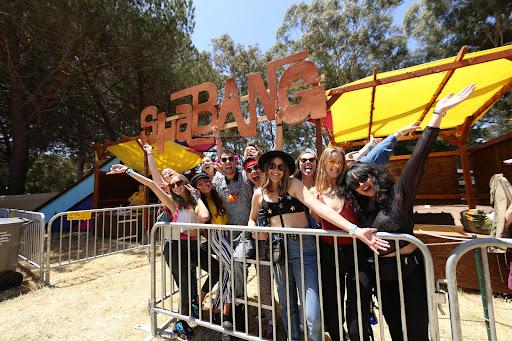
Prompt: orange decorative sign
<box><xmin>141</xmin><ymin>51</ymin><xmax>325</xmax><ymax>152</ymax></box>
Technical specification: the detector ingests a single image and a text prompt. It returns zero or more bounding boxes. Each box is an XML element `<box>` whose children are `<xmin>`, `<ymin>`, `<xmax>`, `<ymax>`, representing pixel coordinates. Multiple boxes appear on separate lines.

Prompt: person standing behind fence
<box><xmin>249</xmin><ymin>150</ymin><xmax>389</xmax><ymax>341</ymax></box>
<box><xmin>242</xmin><ymin>157</ymin><xmax>274</xmax><ymax>338</ymax></box>
<box><xmin>313</xmin><ymin>145</ymin><xmax>373</xmax><ymax>341</ymax></box>
<box><xmin>211</xmin><ymin>148</ymin><xmax>254</xmax><ymax>330</ymax></box>
<box><xmin>342</xmin><ymin>84</ymin><xmax>476</xmax><ymax>341</ymax></box>
<box><xmin>191</xmin><ymin>172</ymin><xmax>234</xmax><ymax>337</ymax></box>
<box><xmin>108</xmin><ymin>161</ymin><xmax>220</xmax><ymax>339</ymax></box>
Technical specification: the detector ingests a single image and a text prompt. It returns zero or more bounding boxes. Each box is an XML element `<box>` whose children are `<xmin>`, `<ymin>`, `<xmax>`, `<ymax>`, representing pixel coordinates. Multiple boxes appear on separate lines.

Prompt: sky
<box><xmin>191</xmin><ymin>0</ymin><xmax>419</xmax><ymax>53</ymax></box>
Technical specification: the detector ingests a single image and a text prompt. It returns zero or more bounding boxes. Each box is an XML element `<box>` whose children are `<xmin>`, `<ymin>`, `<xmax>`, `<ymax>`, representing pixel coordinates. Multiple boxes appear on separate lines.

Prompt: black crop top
<box><xmin>261</xmin><ymin>193</ymin><xmax>306</xmax><ymax>219</ymax></box>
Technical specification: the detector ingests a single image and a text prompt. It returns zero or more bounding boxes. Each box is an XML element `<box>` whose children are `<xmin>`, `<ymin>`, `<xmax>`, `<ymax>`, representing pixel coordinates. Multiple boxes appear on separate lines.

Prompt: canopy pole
<box><xmin>417</xmin><ymin>46</ymin><xmax>467</xmax><ymax>123</ymax></box>
<box><xmin>368</xmin><ymin>67</ymin><xmax>378</xmax><ymax>139</ymax></box>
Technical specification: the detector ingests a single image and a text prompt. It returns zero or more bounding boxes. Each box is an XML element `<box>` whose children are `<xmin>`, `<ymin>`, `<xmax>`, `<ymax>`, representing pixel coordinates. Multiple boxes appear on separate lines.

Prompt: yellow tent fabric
<box><xmin>328</xmin><ymin>45</ymin><xmax>512</xmax><ymax>142</ymax></box>
<box><xmin>106</xmin><ymin>140</ymin><xmax>202</xmax><ymax>174</ymax></box>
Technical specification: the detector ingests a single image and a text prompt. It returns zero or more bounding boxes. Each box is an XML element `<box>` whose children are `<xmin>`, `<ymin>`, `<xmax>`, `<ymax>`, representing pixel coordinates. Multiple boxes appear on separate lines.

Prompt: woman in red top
<box><xmin>313</xmin><ymin>146</ymin><xmax>373</xmax><ymax>341</ymax></box>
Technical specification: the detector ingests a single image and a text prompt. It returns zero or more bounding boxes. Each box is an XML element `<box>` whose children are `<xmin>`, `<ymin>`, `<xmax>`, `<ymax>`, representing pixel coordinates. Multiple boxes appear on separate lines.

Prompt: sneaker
<box><xmin>222</xmin><ymin>320</ymin><xmax>233</xmax><ymax>341</ymax></box>
<box><xmin>172</xmin><ymin>320</ymin><xmax>194</xmax><ymax>339</ymax></box>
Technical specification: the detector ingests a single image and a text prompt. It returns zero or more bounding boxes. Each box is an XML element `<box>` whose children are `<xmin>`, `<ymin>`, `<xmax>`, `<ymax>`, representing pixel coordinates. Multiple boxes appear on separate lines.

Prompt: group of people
<box><xmin>108</xmin><ymin>84</ymin><xmax>475</xmax><ymax>340</ymax></box>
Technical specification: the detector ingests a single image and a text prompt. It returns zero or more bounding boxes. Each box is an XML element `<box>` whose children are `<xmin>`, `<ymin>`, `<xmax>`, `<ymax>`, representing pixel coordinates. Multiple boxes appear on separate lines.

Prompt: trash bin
<box><xmin>0</xmin><ymin>217</ymin><xmax>29</xmax><ymax>272</ymax></box>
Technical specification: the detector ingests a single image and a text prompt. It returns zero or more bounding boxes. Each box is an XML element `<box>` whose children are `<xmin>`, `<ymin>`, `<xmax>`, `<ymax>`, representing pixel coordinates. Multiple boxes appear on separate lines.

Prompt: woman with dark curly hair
<box><xmin>342</xmin><ymin>85</ymin><xmax>475</xmax><ymax>341</ymax></box>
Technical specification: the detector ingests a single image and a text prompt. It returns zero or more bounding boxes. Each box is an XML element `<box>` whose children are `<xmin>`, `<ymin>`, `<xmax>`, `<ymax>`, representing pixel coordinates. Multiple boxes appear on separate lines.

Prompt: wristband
<box><xmin>433</xmin><ymin>109</ymin><xmax>446</xmax><ymax>117</ymax></box>
<box><xmin>126</xmin><ymin>168</ymin><xmax>134</xmax><ymax>174</ymax></box>
<box><xmin>348</xmin><ymin>224</ymin><xmax>359</xmax><ymax>236</ymax></box>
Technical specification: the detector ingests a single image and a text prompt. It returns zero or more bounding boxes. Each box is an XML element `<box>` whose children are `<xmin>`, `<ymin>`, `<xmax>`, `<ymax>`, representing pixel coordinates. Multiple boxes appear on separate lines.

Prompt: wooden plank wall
<box><xmin>389</xmin><ymin>153</ymin><xmax>461</xmax><ymax>202</ymax></box>
<box><xmin>469</xmin><ymin>132</ymin><xmax>512</xmax><ymax>204</ymax></box>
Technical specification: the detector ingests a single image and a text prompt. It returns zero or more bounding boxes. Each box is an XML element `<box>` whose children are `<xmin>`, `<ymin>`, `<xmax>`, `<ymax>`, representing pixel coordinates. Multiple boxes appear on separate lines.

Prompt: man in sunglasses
<box><xmin>243</xmin><ymin>157</ymin><xmax>263</xmax><ymax>189</ymax></box>
<box><xmin>212</xmin><ymin>148</ymin><xmax>254</xmax><ymax>331</ymax></box>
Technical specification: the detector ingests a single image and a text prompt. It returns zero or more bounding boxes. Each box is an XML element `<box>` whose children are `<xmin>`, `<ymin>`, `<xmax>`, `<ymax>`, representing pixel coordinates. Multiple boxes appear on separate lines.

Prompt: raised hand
<box><xmin>435</xmin><ymin>84</ymin><xmax>476</xmax><ymax>113</ymax></box>
<box><xmin>396</xmin><ymin>121</ymin><xmax>421</xmax><ymax>139</ymax></box>
<box><xmin>143</xmin><ymin>143</ymin><xmax>153</xmax><ymax>154</ymax></box>
<box><xmin>107</xmin><ymin>164</ymin><xmax>129</xmax><ymax>175</ymax></box>
<box><xmin>369</xmin><ymin>135</ymin><xmax>382</xmax><ymax>147</ymax></box>
<box><xmin>185</xmin><ymin>184</ymin><xmax>201</xmax><ymax>201</ymax></box>
<box><xmin>354</xmin><ymin>227</ymin><xmax>390</xmax><ymax>254</ymax></box>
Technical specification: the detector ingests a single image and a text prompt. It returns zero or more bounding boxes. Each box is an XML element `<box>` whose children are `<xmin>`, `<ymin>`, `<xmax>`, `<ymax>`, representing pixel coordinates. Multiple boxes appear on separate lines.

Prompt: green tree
<box><xmin>0</xmin><ymin>0</ymin><xmax>218</xmax><ymax>194</ymax></box>
<box><xmin>403</xmin><ymin>0</ymin><xmax>512</xmax><ymax>144</ymax></box>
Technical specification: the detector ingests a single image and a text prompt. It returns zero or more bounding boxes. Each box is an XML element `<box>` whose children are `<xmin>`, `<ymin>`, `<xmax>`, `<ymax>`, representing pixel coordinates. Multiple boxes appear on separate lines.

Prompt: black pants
<box><xmin>320</xmin><ymin>240</ymin><xmax>372</xmax><ymax>341</ymax></box>
<box><xmin>378</xmin><ymin>251</ymin><xmax>429</xmax><ymax>341</ymax></box>
<box><xmin>164</xmin><ymin>239</ymin><xmax>220</xmax><ymax>315</ymax></box>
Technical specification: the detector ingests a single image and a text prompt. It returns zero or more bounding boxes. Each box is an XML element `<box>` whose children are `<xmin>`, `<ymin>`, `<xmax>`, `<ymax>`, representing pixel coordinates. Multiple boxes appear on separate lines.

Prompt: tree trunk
<box><xmin>6</xmin><ymin>17</ymin><xmax>28</xmax><ymax>194</ymax></box>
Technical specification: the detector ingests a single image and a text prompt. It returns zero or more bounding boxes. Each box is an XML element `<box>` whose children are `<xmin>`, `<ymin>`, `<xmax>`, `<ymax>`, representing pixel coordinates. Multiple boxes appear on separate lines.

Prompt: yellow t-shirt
<box><xmin>128</xmin><ymin>191</ymin><xmax>145</xmax><ymax>205</ymax></box>
<box><xmin>206</xmin><ymin>197</ymin><xmax>228</xmax><ymax>225</ymax></box>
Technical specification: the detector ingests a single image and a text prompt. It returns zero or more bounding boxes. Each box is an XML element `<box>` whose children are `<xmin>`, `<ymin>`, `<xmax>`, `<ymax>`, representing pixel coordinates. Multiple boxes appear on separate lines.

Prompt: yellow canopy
<box><xmin>328</xmin><ymin>45</ymin><xmax>512</xmax><ymax>143</ymax></box>
<box><xmin>106</xmin><ymin>140</ymin><xmax>202</xmax><ymax>173</ymax></box>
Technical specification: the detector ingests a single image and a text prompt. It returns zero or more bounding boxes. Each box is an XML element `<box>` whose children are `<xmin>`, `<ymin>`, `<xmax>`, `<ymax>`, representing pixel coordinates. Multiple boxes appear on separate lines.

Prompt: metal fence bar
<box><xmin>44</xmin><ymin>204</ymin><xmax>160</xmax><ymax>284</ymax></box>
<box><xmin>446</xmin><ymin>238</ymin><xmax>512</xmax><ymax>341</ymax></box>
<box><xmin>149</xmin><ymin>222</ymin><xmax>441</xmax><ymax>341</ymax></box>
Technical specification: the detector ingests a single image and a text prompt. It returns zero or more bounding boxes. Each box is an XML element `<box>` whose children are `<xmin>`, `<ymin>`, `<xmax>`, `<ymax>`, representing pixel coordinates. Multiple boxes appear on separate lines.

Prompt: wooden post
<box><xmin>458</xmin><ymin>117</ymin><xmax>476</xmax><ymax>208</ymax></box>
<box><xmin>315</xmin><ymin>119</ymin><xmax>323</xmax><ymax>156</ymax></box>
<box><xmin>93</xmin><ymin>160</ymin><xmax>101</xmax><ymax>209</ymax></box>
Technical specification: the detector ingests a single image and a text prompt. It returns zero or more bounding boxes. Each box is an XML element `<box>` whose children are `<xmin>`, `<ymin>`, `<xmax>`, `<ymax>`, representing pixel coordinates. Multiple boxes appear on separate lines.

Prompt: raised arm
<box><xmin>397</xmin><ymin>84</ymin><xmax>476</xmax><ymax>213</ymax></box>
<box><xmin>108</xmin><ymin>164</ymin><xmax>178</xmax><ymax>214</ymax></box>
<box><xmin>212</xmin><ymin>125</ymin><xmax>223</xmax><ymax>157</ymax></box>
<box><xmin>143</xmin><ymin>143</ymin><xmax>166</xmax><ymax>187</ymax></box>
<box><xmin>288</xmin><ymin>178</ymin><xmax>389</xmax><ymax>252</ymax></box>
<box><xmin>185</xmin><ymin>184</ymin><xmax>210</xmax><ymax>223</ymax></box>
<box><xmin>359</xmin><ymin>121</ymin><xmax>420</xmax><ymax>165</ymax></box>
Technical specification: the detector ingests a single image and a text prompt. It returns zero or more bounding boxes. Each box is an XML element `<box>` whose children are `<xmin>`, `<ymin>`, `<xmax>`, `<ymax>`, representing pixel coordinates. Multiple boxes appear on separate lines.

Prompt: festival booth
<box><xmin>325</xmin><ymin>45</ymin><xmax>512</xmax><ymax>293</ymax></box>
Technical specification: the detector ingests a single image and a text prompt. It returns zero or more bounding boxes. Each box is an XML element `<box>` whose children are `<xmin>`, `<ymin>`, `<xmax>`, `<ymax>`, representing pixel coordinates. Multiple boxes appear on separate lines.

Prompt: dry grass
<box><xmin>1</xmin><ymin>250</ymin><xmax>511</xmax><ymax>340</ymax></box>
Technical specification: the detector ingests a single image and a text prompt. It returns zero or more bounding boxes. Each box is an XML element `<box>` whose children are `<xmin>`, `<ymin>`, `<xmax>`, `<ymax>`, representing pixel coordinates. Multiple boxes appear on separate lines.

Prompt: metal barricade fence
<box><xmin>149</xmin><ymin>222</ymin><xmax>440</xmax><ymax>341</ymax></box>
<box><xmin>45</xmin><ymin>204</ymin><xmax>161</xmax><ymax>284</ymax></box>
<box><xmin>0</xmin><ymin>208</ymin><xmax>46</xmax><ymax>283</ymax></box>
<box><xmin>446</xmin><ymin>238</ymin><xmax>512</xmax><ymax>341</ymax></box>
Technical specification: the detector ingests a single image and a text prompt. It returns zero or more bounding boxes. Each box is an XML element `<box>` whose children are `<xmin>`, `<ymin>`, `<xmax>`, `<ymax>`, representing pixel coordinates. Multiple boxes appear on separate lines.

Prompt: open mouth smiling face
<box><xmin>354</xmin><ymin>173</ymin><xmax>376</xmax><ymax>197</ymax></box>
<box><xmin>300</xmin><ymin>153</ymin><xmax>317</xmax><ymax>176</ymax></box>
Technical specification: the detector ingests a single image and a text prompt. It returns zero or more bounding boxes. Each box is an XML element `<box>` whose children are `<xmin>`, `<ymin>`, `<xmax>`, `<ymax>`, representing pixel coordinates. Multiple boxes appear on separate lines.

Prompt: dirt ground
<box><xmin>1</xmin><ymin>245</ymin><xmax>511</xmax><ymax>341</ymax></box>
<box><xmin>0</xmin><ymin>204</ymin><xmax>509</xmax><ymax>340</ymax></box>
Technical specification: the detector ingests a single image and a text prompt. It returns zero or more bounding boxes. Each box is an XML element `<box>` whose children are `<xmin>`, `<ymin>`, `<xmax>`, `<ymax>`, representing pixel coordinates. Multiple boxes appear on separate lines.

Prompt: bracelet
<box><xmin>126</xmin><ymin>168</ymin><xmax>134</xmax><ymax>174</ymax></box>
<box><xmin>433</xmin><ymin>109</ymin><xmax>446</xmax><ymax>117</ymax></box>
<box><xmin>348</xmin><ymin>224</ymin><xmax>359</xmax><ymax>236</ymax></box>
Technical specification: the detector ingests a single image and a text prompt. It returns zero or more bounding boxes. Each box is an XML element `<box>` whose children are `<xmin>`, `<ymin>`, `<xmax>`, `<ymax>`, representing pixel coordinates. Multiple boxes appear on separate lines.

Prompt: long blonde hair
<box><xmin>315</xmin><ymin>146</ymin><xmax>346</xmax><ymax>195</ymax></box>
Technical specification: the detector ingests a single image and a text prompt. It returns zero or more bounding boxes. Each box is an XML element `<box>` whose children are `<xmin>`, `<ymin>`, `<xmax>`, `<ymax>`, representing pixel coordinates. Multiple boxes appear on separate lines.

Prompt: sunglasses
<box><xmin>300</xmin><ymin>157</ymin><xmax>316</xmax><ymax>163</ymax></box>
<box><xmin>268</xmin><ymin>162</ymin><xmax>287</xmax><ymax>171</ymax></box>
<box><xmin>169</xmin><ymin>180</ymin><xmax>184</xmax><ymax>189</ymax></box>
<box><xmin>221</xmin><ymin>156</ymin><xmax>234</xmax><ymax>163</ymax></box>
<box><xmin>350</xmin><ymin>173</ymin><xmax>369</xmax><ymax>189</ymax></box>
<box><xmin>245</xmin><ymin>165</ymin><xmax>260</xmax><ymax>174</ymax></box>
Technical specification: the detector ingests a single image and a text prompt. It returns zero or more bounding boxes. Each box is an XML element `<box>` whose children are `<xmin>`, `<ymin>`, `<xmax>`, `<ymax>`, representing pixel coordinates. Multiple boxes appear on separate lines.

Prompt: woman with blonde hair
<box><xmin>313</xmin><ymin>145</ymin><xmax>373</xmax><ymax>341</ymax></box>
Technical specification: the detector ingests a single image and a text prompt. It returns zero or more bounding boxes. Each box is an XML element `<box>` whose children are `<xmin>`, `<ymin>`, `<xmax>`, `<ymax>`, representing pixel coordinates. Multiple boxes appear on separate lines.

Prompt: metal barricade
<box><xmin>446</xmin><ymin>238</ymin><xmax>512</xmax><ymax>341</ymax></box>
<box><xmin>0</xmin><ymin>208</ymin><xmax>46</xmax><ymax>284</ymax></box>
<box><xmin>45</xmin><ymin>204</ymin><xmax>161</xmax><ymax>284</ymax></box>
<box><xmin>149</xmin><ymin>222</ymin><xmax>440</xmax><ymax>341</ymax></box>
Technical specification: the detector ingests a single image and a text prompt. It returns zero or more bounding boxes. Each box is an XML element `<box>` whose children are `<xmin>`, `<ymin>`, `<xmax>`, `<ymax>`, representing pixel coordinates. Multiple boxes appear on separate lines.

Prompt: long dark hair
<box><xmin>200</xmin><ymin>187</ymin><xmax>226</xmax><ymax>223</ymax></box>
<box><xmin>261</xmin><ymin>157</ymin><xmax>291</xmax><ymax>197</ymax></box>
<box><xmin>169</xmin><ymin>174</ymin><xmax>197</xmax><ymax>209</ymax></box>
<box><xmin>341</xmin><ymin>163</ymin><xmax>395</xmax><ymax>217</ymax></box>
